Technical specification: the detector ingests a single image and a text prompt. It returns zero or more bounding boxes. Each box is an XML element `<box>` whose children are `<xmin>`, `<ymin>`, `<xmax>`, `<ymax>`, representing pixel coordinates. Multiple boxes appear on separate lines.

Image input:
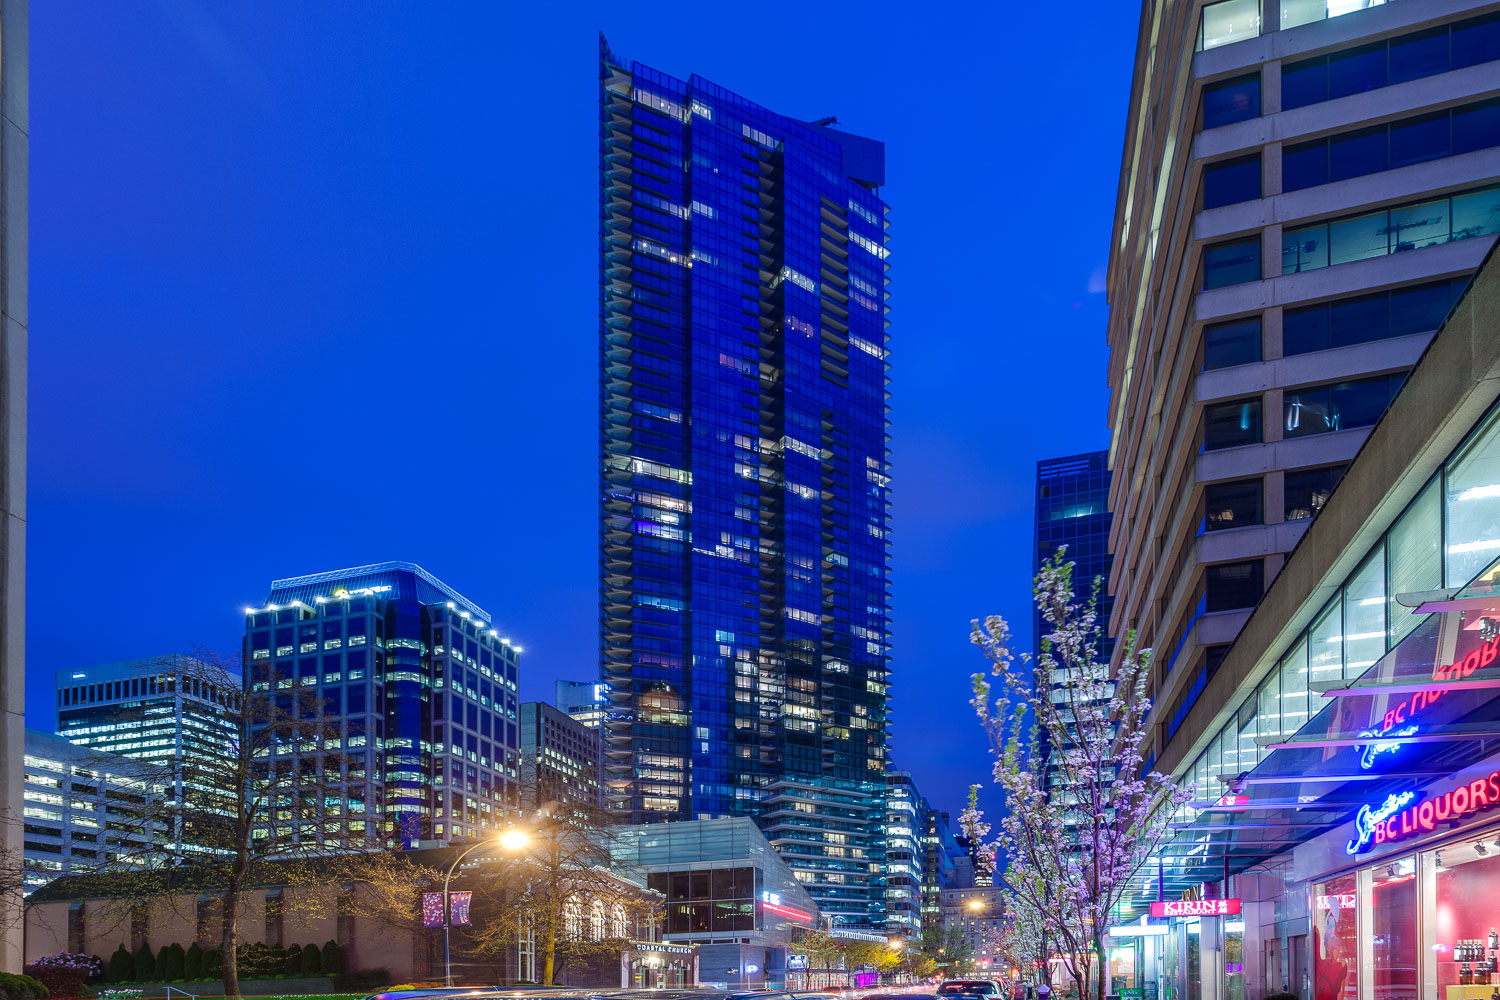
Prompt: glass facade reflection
<box><xmin>597</xmin><ymin>38</ymin><xmax>891</xmax><ymax>930</ymax></box>
<box><xmin>244</xmin><ymin>561</ymin><xmax>519</xmax><ymax>848</ymax></box>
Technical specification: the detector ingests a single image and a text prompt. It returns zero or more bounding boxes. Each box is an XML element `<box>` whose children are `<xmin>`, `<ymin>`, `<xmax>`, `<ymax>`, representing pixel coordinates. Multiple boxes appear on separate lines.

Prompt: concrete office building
<box><xmin>939</xmin><ymin>885</ymin><xmax>1007</xmax><ymax>974</ymax></box>
<box><xmin>518</xmin><ymin>700</ymin><xmax>601</xmax><ymax>809</ymax></box>
<box><xmin>1107</xmin><ymin>0</ymin><xmax>1500</xmax><ymax>765</ymax></box>
<box><xmin>20</xmin><ymin>730</ymin><xmax>164</xmax><ymax>894</ymax></box>
<box><xmin>0</xmin><ymin>0</ymin><xmax>26</xmax><ymax>974</ymax></box>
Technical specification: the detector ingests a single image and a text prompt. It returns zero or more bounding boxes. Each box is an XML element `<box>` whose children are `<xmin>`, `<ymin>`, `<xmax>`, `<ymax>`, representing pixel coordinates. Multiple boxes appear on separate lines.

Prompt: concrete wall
<box><xmin>0</xmin><ymin>0</ymin><xmax>26</xmax><ymax>975</ymax></box>
<box><xmin>24</xmin><ymin>885</ymin><xmax>424</xmax><ymax>983</ymax></box>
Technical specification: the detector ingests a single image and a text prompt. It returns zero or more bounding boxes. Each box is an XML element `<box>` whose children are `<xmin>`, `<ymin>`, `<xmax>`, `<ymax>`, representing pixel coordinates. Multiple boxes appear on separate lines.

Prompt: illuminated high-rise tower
<box><xmin>597</xmin><ymin>37</ymin><xmax>892</xmax><ymax>930</ymax></box>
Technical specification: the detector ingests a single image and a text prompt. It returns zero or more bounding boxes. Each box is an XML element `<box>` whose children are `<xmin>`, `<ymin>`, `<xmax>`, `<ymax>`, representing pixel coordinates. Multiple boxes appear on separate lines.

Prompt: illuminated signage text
<box><xmin>1150</xmin><ymin>899</ymin><xmax>1241</xmax><ymax>918</ymax></box>
<box><xmin>1346</xmin><ymin>769</ymin><xmax>1500</xmax><ymax>854</ymax></box>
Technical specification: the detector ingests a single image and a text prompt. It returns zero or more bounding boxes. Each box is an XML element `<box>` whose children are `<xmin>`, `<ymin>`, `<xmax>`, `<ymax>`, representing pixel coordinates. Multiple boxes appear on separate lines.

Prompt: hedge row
<box><xmin>105</xmin><ymin>941</ymin><xmax>344</xmax><ymax>984</ymax></box>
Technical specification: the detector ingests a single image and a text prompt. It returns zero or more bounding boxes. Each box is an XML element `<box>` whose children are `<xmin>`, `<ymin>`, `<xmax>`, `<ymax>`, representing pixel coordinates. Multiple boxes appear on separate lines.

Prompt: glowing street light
<box><xmin>444</xmin><ymin>828</ymin><xmax>530</xmax><ymax>986</ymax></box>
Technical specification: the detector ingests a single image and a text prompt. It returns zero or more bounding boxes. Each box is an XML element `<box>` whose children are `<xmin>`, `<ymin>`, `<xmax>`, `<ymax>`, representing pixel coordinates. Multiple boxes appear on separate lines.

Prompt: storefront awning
<box><xmin>1130</xmin><ymin>558</ymin><xmax>1500</xmax><ymax>909</ymax></box>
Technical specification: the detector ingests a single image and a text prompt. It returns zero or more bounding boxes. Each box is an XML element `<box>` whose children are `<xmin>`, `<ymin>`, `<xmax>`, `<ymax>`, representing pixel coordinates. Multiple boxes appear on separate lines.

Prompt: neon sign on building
<box><xmin>1347</xmin><ymin>768</ymin><xmax>1500</xmax><ymax>854</ymax></box>
<box><xmin>1149</xmin><ymin>899</ymin><xmax>1241</xmax><ymax>918</ymax></box>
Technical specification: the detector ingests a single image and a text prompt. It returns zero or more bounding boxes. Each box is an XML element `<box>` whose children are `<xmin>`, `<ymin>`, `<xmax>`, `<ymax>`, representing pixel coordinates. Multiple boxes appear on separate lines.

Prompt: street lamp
<box><xmin>444</xmin><ymin>828</ymin><xmax>530</xmax><ymax>987</ymax></box>
<box><xmin>968</xmin><ymin>900</ymin><xmax>985</xmax><ymax>912</ymax></box>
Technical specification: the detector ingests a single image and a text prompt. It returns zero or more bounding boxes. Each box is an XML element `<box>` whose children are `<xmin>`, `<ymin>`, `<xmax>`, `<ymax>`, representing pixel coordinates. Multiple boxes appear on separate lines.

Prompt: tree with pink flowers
<box><xmin>970</xmin><ymin>549</ymin><xmax>1189</xmax><ymax>1000</ymax></box>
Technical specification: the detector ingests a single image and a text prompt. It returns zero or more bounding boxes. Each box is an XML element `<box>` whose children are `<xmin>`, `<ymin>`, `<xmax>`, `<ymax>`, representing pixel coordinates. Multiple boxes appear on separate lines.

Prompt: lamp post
<box><xmin>444</xmin><ymin>828</ymin><xmax>529</xmax><ymax>987</ymax></box>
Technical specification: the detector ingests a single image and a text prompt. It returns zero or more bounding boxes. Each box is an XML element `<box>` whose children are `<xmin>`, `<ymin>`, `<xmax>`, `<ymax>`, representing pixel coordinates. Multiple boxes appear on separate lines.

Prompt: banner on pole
<box><xmin>422</xmin><ymin>893</ymin><xmax>445</xmax><ymax>928</ymax></box>
<box><xmin>449</xmin><ymin>891</ymin><xmax>473</xmax><ymax>927</ymax></box>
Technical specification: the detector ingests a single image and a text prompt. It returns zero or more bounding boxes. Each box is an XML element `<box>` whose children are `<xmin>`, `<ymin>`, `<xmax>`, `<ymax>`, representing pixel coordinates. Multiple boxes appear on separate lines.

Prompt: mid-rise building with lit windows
<box><xmin>555</xmin><ymin>679</ymin><xmax>606</xmax><ymax>728</ymax></box>
<box><xmin>243</xmin><ymin>561</ymin><xmax>520</xmax><ymax>847</ymax></box>
<box><xmin>597</xmin><ymin>37</ymin><xmax>892</xmax><ymax>930</ymax></box>
<box><xmin>56</xmin><ymin>656</ymin><xmax>237</xmax><ymax>761</ymax></box>
<box><xmin>21</xmin><ymin>730</ymin><xmax>165</xmax><ymax>894</ymax></box>
<box><xmin>519</xmin><ymin>700</ymin><xmax>601</xmax><ymax>809</ymax></box>
<box><xmin>55</xmin><ymin>656</ymin><xmax>237</xmax><ymax>822</ymax></box>
<box><xmin>1108</xmin><ymin>0</ymin><xmax>1500</xmax><ymax>770</ymax></box>
<box><xmin>883</xmin><ymin>771</ymin><xmax>924</xmax><ymax>935</ymax></box>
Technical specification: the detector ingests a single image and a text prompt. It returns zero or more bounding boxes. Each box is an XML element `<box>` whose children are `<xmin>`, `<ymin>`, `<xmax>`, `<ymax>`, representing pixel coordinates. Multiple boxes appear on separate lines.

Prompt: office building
<box><xmin>919</xmin><ymin>805</ymin><xmax>969</xmax><ymax>932</ymax></box>
<box><xmin>56</xmin><ymin>656</ymin><xmax>237</xmax><ymax>765</ymax></box>
<box><xmin>597</xmin><ymin>38</ymin><xmax>892</xmax><ymax>930</ymax></box>
<box><xmin>1035</xmin><ymin>452</ymin><xmax>1113</xmax><ymax>659</ymax></box>
<box><xmin>883</xmin><ymin>770</ymin><xmax>923</xmax><ymax>936</ymax></box>
<box><xmin>939</xmin><ymin>885</ymin><xmax>1006</xmax><ymax>974</ymax></box>
<box><xmin>244</xmin><ymin>561</ymin><xmax>520</xmax><ymax>847</ymax></box>
<box><xmin>1033</xmin><ymin>453</ymin><xmax>1115</xmax><ymax>815</ymax></box>
<box><xmin>21</xmin><ymin>729</ymin><xmax>164</xmax><ymax>894</ymax></box>
<box><xmin>1104</xmin><ymin>2</ymin><xmax>1500</xmax><ymax>998</ymax></box>
<box><xmin>1107</xmin><ymin>0</ymin><xmax>1500</xmax><ymax>768</ymax></box>
<box><xmin>610</xmin><ymin>817</ymin><xmax>820</xmax><ymax>990</ymax></box>
<box><xmin>0</xmin><ymin>0</ymin><xmax>27</xmax><ymax>973</ymax></box>
<box><xmin>556</xmin><ymin>679</ymin><xmax>607</xmax><ymax>728</ymax></box>
<box><xmin>519</xmin><ymin>700</ymin><xmax>601</xmax><ymax>809</ymax></box>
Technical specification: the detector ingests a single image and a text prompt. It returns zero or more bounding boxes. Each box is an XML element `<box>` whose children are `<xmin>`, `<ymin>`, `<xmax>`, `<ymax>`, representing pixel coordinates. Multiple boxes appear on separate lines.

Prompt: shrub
<box><xmin>23</xmin><ymin>966</ymin><xmax>86</xmax><ymax>999</ymax></box>
<box><xmin>104</xmin><ymin>949</ymin><xmax>132</xmax><ymax>987</ymax></box>
<box><xmin>0</xmin><ymin>972</ymin><xmax>50</xmax><ymax>1000</ymax></box>
<box><xmin>164</xmin><ymin>945</ymin><xmax>185</xmax><ymax>983</ymax></box>
<box><xmin>319</xmin><ymin>941</ymin><xmax>343</xmax><ymax>975</ymax></box>
<box><xmin>201</xmin><ymin>948</ymin><xmax>222</xmax><ymax>979</ymax></box>
<box><xmin>300</xmin><ymin>943</ymin><xmax>320</xmax><ymax>977</ymax></box>
<box><xmin>130</xmin><ymin>945</ymin><xmax>153</xmax><ymax>985</ymax></box>
<box><xmin>282</xmin><ymin>944</ymin><xmax>301</xmax><ymax>978</ymax></box>
<box><xmin>181</xmin><ymin>944</ymin><xmax>200</xmax><ymax>983</ymax></box>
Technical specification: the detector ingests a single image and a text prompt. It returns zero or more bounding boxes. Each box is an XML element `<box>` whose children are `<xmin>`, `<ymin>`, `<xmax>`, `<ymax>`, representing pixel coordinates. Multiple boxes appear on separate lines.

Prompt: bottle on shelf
<box><xmin>1463</xmin><ymin>963</ymin><xmax>1474</xmax><ymax>986</ymax></box>
<box><xmin>1490</xmin><ymin>928</ymin><xmax>1498</xmax><ymax>952</ymax></box>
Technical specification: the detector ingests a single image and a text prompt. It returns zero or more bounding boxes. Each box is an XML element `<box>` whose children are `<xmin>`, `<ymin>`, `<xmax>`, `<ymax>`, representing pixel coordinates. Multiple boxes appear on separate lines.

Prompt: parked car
<box><xmin>936</xmin><ymin>982</ymin><xmax>1004</xmax><ymax>998</ymax></box>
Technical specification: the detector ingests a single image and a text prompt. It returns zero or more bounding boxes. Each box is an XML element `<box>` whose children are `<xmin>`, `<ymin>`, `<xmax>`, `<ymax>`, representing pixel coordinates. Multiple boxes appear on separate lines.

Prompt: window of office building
<box><xmin>1204</xmin><ymin>479</ymin><xmax>1263</xmax><ymax>532</ymax></box>
<box><xmin>1205</xmin><ymin>560</ymin><xmax>1264</xmax><ymax>613</ymax></box>
<box><xmin>1204</xmin><ymin>398</ymin><xmax>1262</xmax><ymax>451</ymax></box>
<box><xmin>1285</xmin><ymin>466</ymin><xmax>1346</xmax><ymax>521</ymax></box>
<box><xmin>1203</xmin><ymin>155</ymin><xmax>1261</xmax><ymax>209</ymax></box>
<box><xmin>1202</xmin><ymin>74</ymin><xmax>1260</xmax><ymax>129</ymax></box>
<box><xmin>1284</xmin><ymin>374</ymin><xmax>1405</xmax><ymax>439</ymax></box>
<box><xmin>1283</xmin><ymin>99</ymin><xmax>1500</xmax><ymax>192</ymax></box>
<box><xmin>1202</xmin><ymin>316</ymin><xmax>1261</xmax><ymax>370</ymax></box>
<box><xmin>1281</xmin><ymin>0</ymin><xmax>1391</xmax><ymax>31</ymax></box>
<box><xmin>1345</xmin><ymin>547</ymin><xmax>1386</xmax><ymax>675</ymax></box>
<box><xmin>1284</xmin><ymin>279</ymin><xmax>1469</xmax><ymax>356</ymax></box>
<box><xmin>1200</xmin><ymin>0</ymin><xmax>1260</xmax><ymax>51</ymax></box>
<box><xmin>1203</xmin><ymin>237</ymin><xmax>1262</xmax><ymax>289</ymax></box>
<box><xmin>1283</xmin><ymin>186</ymin><xmax>1500</xmax><ymax>276</ymax></box>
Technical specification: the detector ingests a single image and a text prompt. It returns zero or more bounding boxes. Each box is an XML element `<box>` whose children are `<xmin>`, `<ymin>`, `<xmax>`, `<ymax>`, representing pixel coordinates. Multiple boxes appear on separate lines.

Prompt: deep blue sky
<box><xmin>29</xmin><ymin>2</ymin><xmax>1134</xmax><ymax>817</ymax></box>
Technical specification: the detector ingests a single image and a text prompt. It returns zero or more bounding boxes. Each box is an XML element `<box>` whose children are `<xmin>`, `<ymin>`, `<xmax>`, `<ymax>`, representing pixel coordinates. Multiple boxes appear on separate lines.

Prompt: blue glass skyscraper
<box><xmin>598</xmin><ymin>37</ymin><xmax>892</xmax><ymax>930</ymax></box>
<box><xmin>1034</xmin><ymin>452</ymin><xmax>1114</xmax><ymax>662</ymax></box>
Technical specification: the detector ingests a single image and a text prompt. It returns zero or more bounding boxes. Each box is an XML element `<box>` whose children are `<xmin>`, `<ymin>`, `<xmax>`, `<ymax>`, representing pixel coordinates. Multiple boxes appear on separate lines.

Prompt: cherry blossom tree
<box><xmin>970</xmin><ymin>549</ymin><xmax>1189</xmax><ymax>1000</ymax></box>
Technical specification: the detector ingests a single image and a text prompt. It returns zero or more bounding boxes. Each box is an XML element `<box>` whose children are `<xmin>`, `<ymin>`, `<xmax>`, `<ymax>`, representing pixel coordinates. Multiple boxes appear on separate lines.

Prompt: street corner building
<box><xmin>596</xmin><ymin>36</ymin><xmax>893</xmax><ymax>932</ymax></box>
<box><xmin>1102</xmin><ymin>1</ymin><xmax>1500</xmax><ymax>998</ymax></box>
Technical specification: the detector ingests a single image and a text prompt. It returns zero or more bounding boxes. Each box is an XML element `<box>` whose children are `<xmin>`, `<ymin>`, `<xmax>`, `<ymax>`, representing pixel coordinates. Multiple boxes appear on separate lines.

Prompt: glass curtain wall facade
<box><xmin>598</xmin><ymin>38</ymin><xmax>892</xmax><ymax>930</ymax></box>
<box><xmin>55</xmin><ymin>656</ymin><xmax>238</xmax><ymax>845</ymax></box>
<box><xmin>244</xmin><ymin>561</ymin><xmax>520</xmax><ymax>848</ymax></box>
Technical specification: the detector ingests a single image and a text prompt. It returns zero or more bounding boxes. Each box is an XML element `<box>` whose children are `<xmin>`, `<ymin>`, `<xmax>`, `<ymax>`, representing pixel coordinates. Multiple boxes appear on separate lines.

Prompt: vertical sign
<box><xmin>421</xmin><ymin>893</ymin><xmax>445</xmax><ymax>928</ymax></box>
<box><xmin>449</xmin><ymin>891</ymin><xmax>473</xmax><ymax>927</ymax></box>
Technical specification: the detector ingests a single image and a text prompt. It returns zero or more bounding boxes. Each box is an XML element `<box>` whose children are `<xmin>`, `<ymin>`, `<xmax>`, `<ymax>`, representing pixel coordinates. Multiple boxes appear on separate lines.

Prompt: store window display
<box><xmin>1430</xmin><ymin>838</ymin><xmax>1500</xmax><ymax>998</ymax></box>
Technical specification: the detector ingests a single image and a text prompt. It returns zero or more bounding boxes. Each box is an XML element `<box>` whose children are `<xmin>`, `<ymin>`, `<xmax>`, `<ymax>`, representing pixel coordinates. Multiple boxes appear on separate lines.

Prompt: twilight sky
<box><xmin>29</xmin><ymin>2</ymin><xmax>1135</xmax><ymax>818</ymax></box>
